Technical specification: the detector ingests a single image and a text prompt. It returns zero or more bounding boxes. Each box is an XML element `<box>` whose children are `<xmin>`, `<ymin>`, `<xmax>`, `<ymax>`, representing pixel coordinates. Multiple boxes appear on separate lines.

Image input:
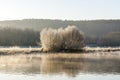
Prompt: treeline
<box><xmin>85</xmin><ymin>32</ymin><xmax>120</xmax><ymax>47</ymax></box>
<box><xmin>0</xmin><ymin>27</ymin><xmax>119</xmax><ymax>47</ymax></box>
<box><xmin>0</xmin><ymin>19</ymin><xmax>120</xmax><ymax>36</ymax></box>
<box><xmin>0</xmin><ymin>27</ymin><xmax>39</xmax><ymax>46</ymax></box>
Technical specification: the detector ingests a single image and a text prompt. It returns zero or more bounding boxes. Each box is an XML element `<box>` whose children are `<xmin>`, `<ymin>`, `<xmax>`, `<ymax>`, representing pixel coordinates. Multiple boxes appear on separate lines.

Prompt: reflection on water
<box><xmin>0</xmin><ymin>52</ymin><xmax>120</xmax><ymax>77</ymax></box>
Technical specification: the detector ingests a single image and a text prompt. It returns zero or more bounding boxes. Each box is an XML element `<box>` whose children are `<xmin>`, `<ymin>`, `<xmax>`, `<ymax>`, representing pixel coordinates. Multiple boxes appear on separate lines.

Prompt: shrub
<box><xmin>40</xmin><ymin>28</ymin><xmax>63</xmax><ymax>51</ymax></box>
<box><xmin>62</xmin><ymin>26</ymin><xmax>84</xmax><ymax>49</ymax></box>
<box><xmin>40</xmin><ymin>26</ymin><xmax>84</xmax><ymax>52</ymax></box>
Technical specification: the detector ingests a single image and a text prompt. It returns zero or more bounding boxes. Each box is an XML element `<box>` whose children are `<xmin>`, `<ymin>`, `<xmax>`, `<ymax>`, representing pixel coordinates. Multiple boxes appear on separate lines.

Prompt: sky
<box><xmin>0</xmin><ymin>0</ymin><xmax>120</xmax><ymax>20</ymax></box>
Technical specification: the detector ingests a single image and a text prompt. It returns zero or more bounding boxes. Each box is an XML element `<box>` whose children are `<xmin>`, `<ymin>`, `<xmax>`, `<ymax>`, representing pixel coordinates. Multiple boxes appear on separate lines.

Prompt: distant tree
<box><xmin>97</xmin><ymin>32</ymin><xmax>120</xmax><ymax>46</ymax></box>
<box><xmin>0</xmin><ymin>27</ymin><xmax>39</xmax><ymax>46</ymax></box>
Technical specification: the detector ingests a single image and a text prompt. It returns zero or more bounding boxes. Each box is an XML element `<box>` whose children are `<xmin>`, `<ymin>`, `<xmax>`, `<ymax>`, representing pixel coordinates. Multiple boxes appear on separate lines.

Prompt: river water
<box><xmin>0</xmin><ymin>52</ymin><xmax>120</xmax><ymax>80</ymax></box>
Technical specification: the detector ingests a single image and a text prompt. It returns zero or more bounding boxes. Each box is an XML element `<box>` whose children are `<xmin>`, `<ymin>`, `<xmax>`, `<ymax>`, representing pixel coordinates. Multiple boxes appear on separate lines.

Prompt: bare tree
<box><xmin>40</xmin><ymin>26</ymin><xmax>84</xmax><ymax>52</ymax></box>
<box><xmin>40</xmin><ymin>28</ymin><xmax>63</xmax><ymax>51</ymax></box>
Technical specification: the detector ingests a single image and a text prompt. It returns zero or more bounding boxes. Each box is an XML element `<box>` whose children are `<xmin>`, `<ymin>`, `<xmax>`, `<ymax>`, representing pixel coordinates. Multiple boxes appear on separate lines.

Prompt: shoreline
<box><xmin>0</xmin><ymin>47</ymin><xmax>120</xmax><ymax>55</ymax></box>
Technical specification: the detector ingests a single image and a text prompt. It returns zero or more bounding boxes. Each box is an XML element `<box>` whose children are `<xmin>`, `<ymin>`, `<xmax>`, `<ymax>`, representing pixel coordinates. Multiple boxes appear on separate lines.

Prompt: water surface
<box><xmin>0</xmin><ymin>52</ymin><xmax>120</xmax><ymax>80</ymax></box>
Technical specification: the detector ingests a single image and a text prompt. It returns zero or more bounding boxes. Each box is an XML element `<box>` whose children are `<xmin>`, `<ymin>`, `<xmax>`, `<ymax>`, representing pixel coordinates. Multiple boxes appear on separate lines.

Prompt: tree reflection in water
<box><xmin>0</xmin><ymin>53</ymin><xmax>120</xmax><ymax>77</ymax></box>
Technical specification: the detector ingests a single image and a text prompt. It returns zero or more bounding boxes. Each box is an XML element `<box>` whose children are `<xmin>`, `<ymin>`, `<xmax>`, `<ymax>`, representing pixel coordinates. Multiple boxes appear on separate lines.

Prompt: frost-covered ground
<box><xmin>0</xmin><ymin>46</ymin><xmax>41</xmax><ymax>51</ymax></box>
<box><xmin>0</xmin><ymin>46</ymin><xmax>120</xmax><ymax>55</ymax></box>
<box><xmin>0</xmin><ymin>46</ymin><xmax>42</xmax><ymax>55</ymax></box>
<box><xmin>85</xmin><ymin>46</ymin><xmax>120</xmax><ymax>52</ymax></box>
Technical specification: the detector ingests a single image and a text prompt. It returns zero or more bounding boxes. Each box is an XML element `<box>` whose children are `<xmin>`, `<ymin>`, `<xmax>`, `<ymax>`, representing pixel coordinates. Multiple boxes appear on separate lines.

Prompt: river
<box><xmin>0</xmin><ymin>51</ymin><xmax>120</xmax><ymax>80</ymax></box>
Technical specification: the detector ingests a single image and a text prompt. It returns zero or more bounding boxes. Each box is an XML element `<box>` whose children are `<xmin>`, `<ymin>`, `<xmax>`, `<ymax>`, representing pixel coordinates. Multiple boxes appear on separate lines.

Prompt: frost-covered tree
<box><xmin>40</xmin><ymin>26</ymin><xmax>84</xmax><ymax>52</ymax></box>
<box><xmin>61</xmin><ymin>26</ymin><xmax>84</xmax><ymax>50</ymax></box>
<box><xmin>40</xmin><ymin>28</ymin><xmax>63</xmax><ymax>51</ymax></box>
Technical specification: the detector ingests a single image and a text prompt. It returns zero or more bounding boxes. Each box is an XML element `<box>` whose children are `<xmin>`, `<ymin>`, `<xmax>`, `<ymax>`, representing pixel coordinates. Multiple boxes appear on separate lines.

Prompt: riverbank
<box><xmin>0</xmin><ymin>47</ymin><xmax>42</xmax><ymax>55</ymax></box>
<box><xmin>0</xmin><ymin>47</ymin><xmax>120</xmax><ymax>55</ymax></box>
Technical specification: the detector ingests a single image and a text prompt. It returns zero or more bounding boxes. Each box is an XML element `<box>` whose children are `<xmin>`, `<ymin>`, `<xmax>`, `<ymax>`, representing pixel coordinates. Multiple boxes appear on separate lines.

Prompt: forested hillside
<box><xmin>0</xmin><ymin>28</ymin><xmax>39</xmax><ymax>46</ymax></box>
<box><xmin>0</xmin><ymin>19</ymin><xmax>120</xmax><ymax>46</ymax></box>
<box><xmin>0</xmin><ymin>19</ymin><xmax>120</xmax><ymax>36</ymax></box>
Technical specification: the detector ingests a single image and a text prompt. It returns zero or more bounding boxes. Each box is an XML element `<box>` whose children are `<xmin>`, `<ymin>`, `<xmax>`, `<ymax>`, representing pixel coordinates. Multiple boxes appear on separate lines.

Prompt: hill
<box><xmin>0</xmin><ymin>19</ymin><xmax>120</xmax><ymax>36</ymax></box>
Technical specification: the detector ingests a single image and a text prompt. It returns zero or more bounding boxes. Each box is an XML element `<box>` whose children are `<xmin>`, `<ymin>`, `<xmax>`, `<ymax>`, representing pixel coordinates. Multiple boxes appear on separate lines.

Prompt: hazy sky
<box><xmin>0</xmin><ymin>0</ymin><xmax>120</xmax><ymax>20</ymax></box>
